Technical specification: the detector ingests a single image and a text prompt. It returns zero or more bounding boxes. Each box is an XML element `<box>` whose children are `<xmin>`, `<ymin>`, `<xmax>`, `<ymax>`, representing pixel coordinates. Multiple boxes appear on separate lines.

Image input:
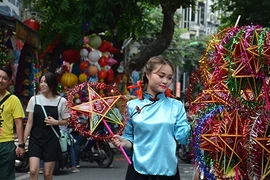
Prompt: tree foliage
<box><xmin>22</xmin><ymin>0</ymin><xmax>195</xmax><ymax>72</ymax></box>
<box><xmin>212</xmin><ymin>0</ymin><xmax>270</xmax><ymax>28</ymax></box>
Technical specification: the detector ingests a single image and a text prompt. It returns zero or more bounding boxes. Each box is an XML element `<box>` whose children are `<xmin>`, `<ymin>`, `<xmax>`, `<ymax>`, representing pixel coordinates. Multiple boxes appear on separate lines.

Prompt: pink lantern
<box><xmin>83</xmin><ymin>36</ymin><xmax>89</xmax><ymax>45</ymax></box>
<box><xmin>106</xmin><ymin>57</ymin><xmax>118</xmax><ymax>66</ymax></box>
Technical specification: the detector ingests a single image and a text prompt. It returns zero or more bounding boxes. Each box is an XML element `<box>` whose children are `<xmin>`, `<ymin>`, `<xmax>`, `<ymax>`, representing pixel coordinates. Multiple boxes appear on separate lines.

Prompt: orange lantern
<box><xmin>88</xmin><ymin>65</ymin><xmax>98</xmax><ymax>76</ymax></box>
<box><xmin>98</xmin><ymin>70</ymin><xmax>107</xmax><ymax>79</ymax></box>
<box><xmin>23</xmin><ymin>18</ymin><xmax>40</xmax><ymax>31</ymax></box>
<box><xmin>79</xmin><ymin>61</ymin><xmax>89</xmax><ymax>71</ymax></box>
<box><xmin>62</xmin><ymin>49</ymin><xmax>80</xmax><ymax>63</ymax></box>
<box><xmin>106</xmin><ymin>69</ymin><xmax>114</xmax><ymax>83</ymax></box>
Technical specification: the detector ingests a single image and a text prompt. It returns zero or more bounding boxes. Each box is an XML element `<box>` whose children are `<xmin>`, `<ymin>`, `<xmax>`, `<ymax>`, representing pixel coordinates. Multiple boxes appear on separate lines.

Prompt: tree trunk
<box><xmin>128</xmin><ymin>5</ymin><xmax>178</xmax><ymax>73</ymax></box>
<box><xmin>48</xmin><ymin>44</ymin><xmax>65</xmax><ymax>73</ymax></box>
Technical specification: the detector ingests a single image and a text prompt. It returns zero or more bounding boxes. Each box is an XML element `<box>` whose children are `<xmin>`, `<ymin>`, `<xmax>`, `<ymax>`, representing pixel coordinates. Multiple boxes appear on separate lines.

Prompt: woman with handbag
<box><xmin>24</xmin><ymin>72</ymin><xmax>70</xmax><ymax>180</ymax></box>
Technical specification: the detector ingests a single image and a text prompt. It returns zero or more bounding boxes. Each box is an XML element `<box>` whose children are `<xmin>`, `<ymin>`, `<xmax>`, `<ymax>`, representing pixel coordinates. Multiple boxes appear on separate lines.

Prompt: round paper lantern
<box><xmin>88</xmin><ymin>50</ymin><xmax>101</xmax><ymax>63</ymax></box>
<box><xmin>88</xmin><ymin>34</ymin><xmax>102</xmax><ymax>49</ymax></box>
<box><xmin>23</xmin><ymin>18</ymin><xmax>40</xmax><ymax>31</ymax></box>
<box><xmin>79</xmin><ymin>61</ymin><xmax>89</xmax><ymax>71</ymax></box>
<box><xmin>88</xmin><ymin>65</ymin><xmax>98</xmax><ymax>76</ymax></box>
<box><xmin>98</xmin><ymin>69</ymin><xmax>107</xmax><ymax>79</ymax></box>
<box><xmin>80</xmin><ymin>48</ymin><xmax>89</xmax><ymax>58</ymax></box>
<box><xmin>98</xmin><ymin>56</ymin><xmax>108</xmax><ymax>67</ymax></box>
<box><xmin>62</xmin><ymin>49</ymin><xmax>80</xmax><ymax>63</ymax></box>
<box><xmin>78</xmin><ymin>73</ymin><xmax>88</xmax><ymax>82</ymax></box>
<box><xmin>60</xmin><ymin>73</ymin><xmax>78</xmax><ymax>88</ymax></box>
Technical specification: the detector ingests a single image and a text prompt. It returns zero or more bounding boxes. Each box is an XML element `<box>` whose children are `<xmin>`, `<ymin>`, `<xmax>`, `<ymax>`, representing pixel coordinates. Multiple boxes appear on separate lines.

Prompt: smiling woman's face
<box><xmin>146</xmin><ymin>64</ymin><xmax>173</xmax><ymax>97</ymax></box>
<box><xmin>39</xmin><ymin>76</ymin><xmax>50</xmax><ymax>93</ymax></box>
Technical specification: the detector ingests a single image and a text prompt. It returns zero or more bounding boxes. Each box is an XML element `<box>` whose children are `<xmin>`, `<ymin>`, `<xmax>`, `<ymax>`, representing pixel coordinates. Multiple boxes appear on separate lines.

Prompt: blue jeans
<box><xmin>68</xmin><ymin>141</ymin><xmax>76</xmax><ymax>167</ymax></box>
<box><xmin>72</xmin><ymin>134</ymin><xmax>86</xmax><ymax>164</ymax></box>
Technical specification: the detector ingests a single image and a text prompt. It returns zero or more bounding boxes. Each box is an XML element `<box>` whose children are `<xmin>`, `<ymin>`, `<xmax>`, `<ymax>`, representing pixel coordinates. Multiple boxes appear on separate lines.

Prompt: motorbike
<box><xmin>53</xmin><ymin>131</ymin><xmax>114</xmax><ymax>175</ymax></box>
<box><xmin>14</xmin><ymin>136</ymin><xmax>29</xmax><ymax>172</ymax></box>
<box><xmin>79</xmin><ymin>138</ymin><xmax>114</xmax><ymax>168</ymax></box>
<box><xmin>176</xmin><ymin>142</ymin><xmax>192</xmax><ymax>163</ymax></box>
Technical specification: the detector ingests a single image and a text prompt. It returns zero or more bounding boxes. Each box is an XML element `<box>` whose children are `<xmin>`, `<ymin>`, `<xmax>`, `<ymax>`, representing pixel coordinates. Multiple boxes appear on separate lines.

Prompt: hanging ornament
<box><xmin>23</xmin><ymin>18</ymin><xmax>40</xmax><ymax>31</ymax></box>
<box><xmin>88</xmin><ymin>34</ymin><xmax>102</xmax><ymax>49</ymax></box>
<box><xmin>88</xmin><ymin>50</ymin><xmax>101</xmax><ymax>63</ymax></box>
<box><xmin>60</xmin><ymin>72</ymin><xmax>78</xmax><ymax>88</ymax></box>
<box><xmin>88</xmin><ymin>65</ymin><xmax>99</xmax><ymax>76</ymax></box>
<box><xmin>62</xmin><ymin>49</ymin><xmax>80</xmax><ymax>63</ymax></box>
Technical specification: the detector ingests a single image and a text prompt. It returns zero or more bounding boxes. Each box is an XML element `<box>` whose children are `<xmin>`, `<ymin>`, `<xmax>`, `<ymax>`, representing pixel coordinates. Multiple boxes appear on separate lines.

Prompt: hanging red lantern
<box><xmin>106</xmin><ymin>69</ymin><xmax>114</xmax><ymax>83</ymax></box>
<box><xmin>98</xmin><ymin>56</ymin><xmax>108</xmax><ymax>67</ymax></box>
<box><xmin>62</xmin><ymin>49</ymin><xmax>80</xmax><ymax>63</ymax></box>
<box><xmin>98</xmin><ymin>70</ymin><xmax>107</xmax><ymax>79</ymax></box>
<box><xmin>23</xmin><ymin>18</ymin><xmax>40</xmax><ymax>31</ymax></box>
<box><xmin>98</xmin><ymin>40</ymin><xmax>119</xmax><ymax>54</ymax></box>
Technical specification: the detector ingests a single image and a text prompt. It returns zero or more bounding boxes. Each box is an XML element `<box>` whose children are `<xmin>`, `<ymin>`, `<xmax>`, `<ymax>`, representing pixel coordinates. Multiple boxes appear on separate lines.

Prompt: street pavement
<box><xmin>15</xmin><ymin>154</ymin><xmax>195</xmax><ymax>180</ymax></box>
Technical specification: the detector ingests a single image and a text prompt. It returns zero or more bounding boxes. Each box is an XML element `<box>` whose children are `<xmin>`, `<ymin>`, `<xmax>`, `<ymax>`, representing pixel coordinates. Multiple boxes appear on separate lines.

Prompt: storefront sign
<box><xmin>15</xmin><ymin>21</ymin><xmax>40</xmax><ymax>48</ymax></box>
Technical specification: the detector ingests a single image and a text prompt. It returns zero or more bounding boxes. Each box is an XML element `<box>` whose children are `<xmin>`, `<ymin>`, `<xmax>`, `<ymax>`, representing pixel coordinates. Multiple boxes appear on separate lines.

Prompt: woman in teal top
<box><xmin>113</xmin><ymin>56</ymin><xmax>191</xmax><ymax>180</ymax></box>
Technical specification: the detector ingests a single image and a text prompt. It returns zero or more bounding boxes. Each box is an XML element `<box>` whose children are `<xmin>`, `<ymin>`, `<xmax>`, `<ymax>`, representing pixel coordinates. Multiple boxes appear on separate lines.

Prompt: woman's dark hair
<box><xmin>0</xmin><ymin>66</ymin><xmax>12</xmax><ymax>80</ymax></box>
<box><xmin>40</xmin><ymin>72</ymin><xmax>58</xmax><ymax>96</ymax></box>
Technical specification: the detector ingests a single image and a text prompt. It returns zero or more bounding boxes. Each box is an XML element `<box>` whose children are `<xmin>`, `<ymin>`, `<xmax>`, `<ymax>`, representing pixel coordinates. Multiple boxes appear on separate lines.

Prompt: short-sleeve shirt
<box><xmin>26</xmin><ymin>94</ymin><xmax>70</xmax><ymax>121</ymax></box>
<box><xmin>0</xmin><ymin>91</ymin><xmax>25</xmax><ymax>142</ymax></box>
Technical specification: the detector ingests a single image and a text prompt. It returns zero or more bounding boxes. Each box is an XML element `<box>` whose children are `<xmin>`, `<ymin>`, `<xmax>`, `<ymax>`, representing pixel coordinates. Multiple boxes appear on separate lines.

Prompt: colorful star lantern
<box><xmin>188</xmin><ymin>25</ymin><xmax>270</xmax><ymax>180</ymax></box>
<box><xmin>66</xmin><ymin>82</ymin><xmax>127</xmax><ymax>138</ymax></box>
<box><xmin>66</xmin><ymin>82</ymin><xmax>132</xmax><ymax>164</ymax></box>
<box><xmin>71</xmin><ymin>85</ymin><xmax>122</xmax><ymax>134</ymax></box>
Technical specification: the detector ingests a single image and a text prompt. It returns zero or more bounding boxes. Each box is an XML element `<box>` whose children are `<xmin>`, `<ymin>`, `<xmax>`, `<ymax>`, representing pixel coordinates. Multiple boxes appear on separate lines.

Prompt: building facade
<box><xmin>178</xmin><ymin>0</ymin><xmax>220</xmax><ymax>39</ymax></box>
<box><xmin>0</xmin><ymin>0</ymin><xmax>21</xmax><ymax>19</ymax></box>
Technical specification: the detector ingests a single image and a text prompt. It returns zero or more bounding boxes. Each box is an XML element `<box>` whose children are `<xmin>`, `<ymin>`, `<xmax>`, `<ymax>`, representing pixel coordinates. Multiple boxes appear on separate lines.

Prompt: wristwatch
<box><xmin>18</xmin><ymin>143</ymin><xmax>25</xmax><ymax>148</ymax></box>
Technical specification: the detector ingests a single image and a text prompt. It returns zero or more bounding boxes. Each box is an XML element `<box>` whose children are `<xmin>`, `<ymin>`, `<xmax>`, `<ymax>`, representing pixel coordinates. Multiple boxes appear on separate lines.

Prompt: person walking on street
<box><xmin>59</xmin><ymin>125</ymin><xmax>80</xmax><ymax>173</ymax></box>
<box><xmin>113</xmin><ymin>56</ymin><xmax>191</xmax><ymax>180</ymax></box>
<box><xmin>0</xmin><ymin>66</ymin><xmax>25</xmax><ymax>180</ymax></box>
<box><xmin>24</xmin><ymin>72</ymin><xmax>70</xmax><ymax>180</ymax></box>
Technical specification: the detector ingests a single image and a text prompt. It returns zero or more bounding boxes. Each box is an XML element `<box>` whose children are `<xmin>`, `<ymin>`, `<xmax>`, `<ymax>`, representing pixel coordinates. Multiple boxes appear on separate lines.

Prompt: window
<box><xmin>8</xmin><ymin>0</ymin><xmax>18</xmax><ymax>7</ymax></box>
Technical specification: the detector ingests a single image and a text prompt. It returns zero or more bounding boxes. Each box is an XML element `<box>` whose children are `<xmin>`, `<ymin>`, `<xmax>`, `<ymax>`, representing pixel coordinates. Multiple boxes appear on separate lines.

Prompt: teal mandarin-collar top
<box><xmin>122</xmin><ymin>92</ymin><xmax>191</xmax><ymax>176</ymax></box>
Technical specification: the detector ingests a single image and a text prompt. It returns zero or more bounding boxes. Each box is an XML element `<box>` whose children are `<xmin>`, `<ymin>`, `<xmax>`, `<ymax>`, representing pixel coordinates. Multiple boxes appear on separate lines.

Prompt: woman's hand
<box><xmin>112</xmin><ymin>135</ymin><xmax>132</xmax><ymax>149</ymax></box>
<box><xmin>44</xmin><ymin>116</ymin><xmax>58</xmax><ymax>126</ymax></box>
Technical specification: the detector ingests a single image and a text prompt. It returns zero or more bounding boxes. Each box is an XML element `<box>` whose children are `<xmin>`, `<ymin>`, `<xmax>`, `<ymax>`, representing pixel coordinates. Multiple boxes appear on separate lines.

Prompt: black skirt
<box><xmin>125</xmin><ymin>164</ymin><xmax>180</xmax><ymax>180</ymax></box>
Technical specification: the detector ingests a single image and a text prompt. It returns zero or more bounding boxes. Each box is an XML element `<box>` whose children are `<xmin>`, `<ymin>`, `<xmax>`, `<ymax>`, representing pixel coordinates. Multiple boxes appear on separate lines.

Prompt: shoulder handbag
<box><xmin>38</xmin><ymin>97</ymin><xmax>68</xmax><ymax>153</ymax></box>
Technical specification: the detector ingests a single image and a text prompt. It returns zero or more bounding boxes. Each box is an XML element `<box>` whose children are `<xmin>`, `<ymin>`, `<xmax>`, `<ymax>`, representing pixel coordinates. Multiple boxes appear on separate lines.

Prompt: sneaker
<box><xmin>72</xmin><ymin>168</ymin><xmax>80</xmax><ymax>173</ymax></box>
<box><xmin>76</xmin><ymin>164</ymin><xmax>80</xmax><ymax>168</ymax></box>
<box><xmin>39</xmin><ymin>169</ymin><xmax>43</xmax><ymax>174</ymax></box>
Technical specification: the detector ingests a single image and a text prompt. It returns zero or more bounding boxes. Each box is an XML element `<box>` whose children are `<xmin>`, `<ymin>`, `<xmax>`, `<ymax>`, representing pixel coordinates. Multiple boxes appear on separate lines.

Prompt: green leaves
<box><xmin>212</xmin><ymin>0</ymin><xmax>270</xmax><ymax>28</ymax></box>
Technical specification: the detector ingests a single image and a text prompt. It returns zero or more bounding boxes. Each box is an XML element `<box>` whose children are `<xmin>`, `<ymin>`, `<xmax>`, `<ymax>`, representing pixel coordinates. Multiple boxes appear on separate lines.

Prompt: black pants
<box><xmin>125</xmin><ymin>164</ymin><xmax>180</xmax><ymax>180</ymax></box>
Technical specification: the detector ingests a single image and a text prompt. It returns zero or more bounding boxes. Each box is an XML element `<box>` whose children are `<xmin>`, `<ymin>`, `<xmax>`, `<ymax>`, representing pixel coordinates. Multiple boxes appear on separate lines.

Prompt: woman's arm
<box><xmin>24</xmin><ymin>112</ymin><xmax>34</xmax><ymax>143</ymax></box>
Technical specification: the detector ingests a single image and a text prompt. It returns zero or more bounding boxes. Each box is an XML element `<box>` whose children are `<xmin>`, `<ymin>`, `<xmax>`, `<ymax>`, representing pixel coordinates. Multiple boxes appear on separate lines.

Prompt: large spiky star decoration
<box><xmin>188</xmin><ymin>25</ymin><xmax>270</xmax><ymax>180</ymax></box>
<box><xmin>66</xmin><ymin>82</ymin><xmax>127</xmax><ymax>139</ymax></box>
<box><xmin>71</xmin><ymin>84</ymin><xmax>123</xmax><ymax>134</ymax></box>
